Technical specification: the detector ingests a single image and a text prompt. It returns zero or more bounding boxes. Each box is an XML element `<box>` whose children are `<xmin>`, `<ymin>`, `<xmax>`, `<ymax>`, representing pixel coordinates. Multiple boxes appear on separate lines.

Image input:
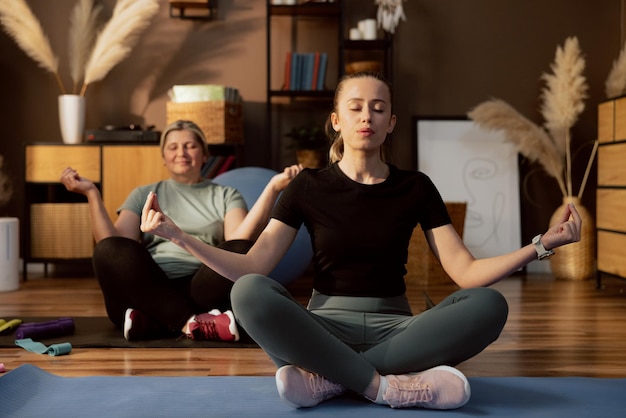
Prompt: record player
<box><xmin>85</xmin><ymin>125</ymin><xmax>160</xmax><ymax>143</ymax></box>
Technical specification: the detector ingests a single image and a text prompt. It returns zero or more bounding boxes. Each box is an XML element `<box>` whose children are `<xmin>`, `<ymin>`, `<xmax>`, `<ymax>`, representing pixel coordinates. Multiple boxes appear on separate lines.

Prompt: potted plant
<box><xmin>285</xmin><ymin>125</ymin><xmax>328</xmax><ymax>168</ymax></box>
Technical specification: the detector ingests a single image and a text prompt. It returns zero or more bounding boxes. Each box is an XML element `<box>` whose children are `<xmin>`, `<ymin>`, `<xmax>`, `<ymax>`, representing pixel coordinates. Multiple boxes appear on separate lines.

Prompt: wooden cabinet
<box><xmin>23</xmin><ymin>144</ymin><xmax>169</xmax><ymax>277</ymax></box>
<box><xmin>101</xmin><ymin>146</ymin><xmax>168</xmax><ymax>221</ymax></box>
<box><xmin>596</xmin><ymin>98</ymin><xmax>626</xmax><ymax>283</ymax></box>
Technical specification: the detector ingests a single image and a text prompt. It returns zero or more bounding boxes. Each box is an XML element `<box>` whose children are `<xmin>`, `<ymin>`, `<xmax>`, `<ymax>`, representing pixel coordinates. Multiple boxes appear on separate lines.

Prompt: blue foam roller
<box><xmin>212</xmin><ymin>167</ymin><xmax>313</xmax><ymax>284</ymax></box>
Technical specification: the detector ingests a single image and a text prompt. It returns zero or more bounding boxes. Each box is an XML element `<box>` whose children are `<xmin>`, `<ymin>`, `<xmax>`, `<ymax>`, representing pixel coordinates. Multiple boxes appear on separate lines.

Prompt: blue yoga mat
<box><xmin>0</xmin><ymin>364</ymin><xmax>624</xmax><ymax>417</ymax></box>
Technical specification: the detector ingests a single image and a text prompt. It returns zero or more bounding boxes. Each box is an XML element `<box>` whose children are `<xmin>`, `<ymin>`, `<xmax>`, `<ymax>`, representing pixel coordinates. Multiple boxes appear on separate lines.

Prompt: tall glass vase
<box><xmin>58</xmin><ymin>94</ymin><xmax>85</xmax><ymax>144</ymax></box>
<box><xmin>548</xmin><ymin>196</ymin><xmax>596</xmax><ymax>280</ymax></box>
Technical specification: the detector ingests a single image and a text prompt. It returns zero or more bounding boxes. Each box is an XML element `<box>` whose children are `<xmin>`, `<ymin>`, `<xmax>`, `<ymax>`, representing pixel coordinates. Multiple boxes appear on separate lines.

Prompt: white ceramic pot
<box><xmin>58</xmin><ymin>94</ymin><xmax>86</xmax><ymax>144</ymax></box>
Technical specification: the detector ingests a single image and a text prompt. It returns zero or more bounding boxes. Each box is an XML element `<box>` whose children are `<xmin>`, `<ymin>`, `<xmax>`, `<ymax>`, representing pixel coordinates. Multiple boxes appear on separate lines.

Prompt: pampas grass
<box><xmin>80</xmin><ymin>0</ymin><xmax>160</xmax><ymax>96</ymax></box>
<box><xmin>0</xmin><ymin>0</ymin><xmax>65</xmax><ymax>93</ymax></box>
<box><xmin>540</xmin><ymin>36</ymin><xmax>588</xmax><ymax>197</ymax></box>
<box><xmin>468</xmin><ymin>99</ymin><xmax>567</xmax><ymax>197</ymax></box>
<box><xmin>69</xmin><ymin>0</ymin><xmax>103</xmax><ymax>94</ymax></box>
<box><xmin>0</xmin><ymin>0</ymin><xmax>159</xmax><ymax>97</ymax></box>
<box><xmin>469</xmin><ymin>36</ymin><xmax>596</xmax><ymax>200</ymax></box>
<box><xmin>605</xmin><ymin>40</ymin><xmax>626</xmax><ymax>99</ymax></box>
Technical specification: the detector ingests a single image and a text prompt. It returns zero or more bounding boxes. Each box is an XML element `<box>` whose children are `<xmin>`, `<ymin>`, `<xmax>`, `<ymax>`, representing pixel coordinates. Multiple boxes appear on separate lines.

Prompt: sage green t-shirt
<box><xmin>119</xmin><ymin>179</ymin><xmax>247</xmax><ymax>279</ymax></box>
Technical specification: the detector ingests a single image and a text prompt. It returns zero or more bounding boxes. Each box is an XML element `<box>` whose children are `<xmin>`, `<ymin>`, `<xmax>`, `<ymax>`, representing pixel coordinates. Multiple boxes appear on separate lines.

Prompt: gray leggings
<box><xmin>231</xmin><ymin>274</ymin><xmax>508</xmax><ymax>394</ymax></box>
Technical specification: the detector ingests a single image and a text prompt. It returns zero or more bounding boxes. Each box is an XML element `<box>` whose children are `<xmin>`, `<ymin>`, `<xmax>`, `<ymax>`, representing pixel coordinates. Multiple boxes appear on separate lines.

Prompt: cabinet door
<box><xmin>26</xmin><ymin>145</ymin><xmax>100</xmax><ymax>182</ymax></box>
<box><xmin>598</xmin><ymin>143</ymin><xmax>626</xmax><ymax>186</ymax></box>
<box><xmin>596</xmin><ymin>189</ymin><xmax>626</xmax><ymax>232</ymax></box>
<box><xmin>598</xmin><ymin>230</ymin><xmax>626</xmax><ymax>277</ymax></box>
<box><xmin>102</xmin><ymin>146</ymin><xmax>169</xmax><ymax>220</ymax></box>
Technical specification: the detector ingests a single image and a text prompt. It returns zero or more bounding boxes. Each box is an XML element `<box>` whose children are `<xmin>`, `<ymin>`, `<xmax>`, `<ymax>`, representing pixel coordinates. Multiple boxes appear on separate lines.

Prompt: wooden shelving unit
<box><xmin>265</xmin><ymin>0</ymin><xmax>393</xmax><ymax>169</ymax></box>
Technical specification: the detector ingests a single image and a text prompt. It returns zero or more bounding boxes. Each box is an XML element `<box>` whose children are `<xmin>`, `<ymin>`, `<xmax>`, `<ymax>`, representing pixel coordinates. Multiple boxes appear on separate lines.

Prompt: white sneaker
<box><xmin>275</xmin><ymin>365</ymin><xmax>346</xmax><ymax>408</ymax></box>
<box><xmin>383</xmin><ymin>365</ymin><xmax>471</xmax><ymax>409</ymax></box>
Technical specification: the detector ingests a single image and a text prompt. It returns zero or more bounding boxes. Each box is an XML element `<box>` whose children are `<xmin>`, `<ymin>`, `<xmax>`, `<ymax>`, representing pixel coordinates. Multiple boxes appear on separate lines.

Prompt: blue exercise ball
<box><xmin>212</xmin><ymin>167</ymin><xmax>313</xmax><ymax>285</ymax></box>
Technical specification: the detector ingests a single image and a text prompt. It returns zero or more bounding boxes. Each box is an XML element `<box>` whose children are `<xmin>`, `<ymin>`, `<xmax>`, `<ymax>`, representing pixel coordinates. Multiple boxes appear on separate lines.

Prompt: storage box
<box><xmin>405</xmin><ymin>202</ymin><xmax>467</xmax><ymax>285</ymax></box>
<box><xmin>166</xmin><ymin>101</ymin><xmax>243</xmax><ymax>144</ymax></box>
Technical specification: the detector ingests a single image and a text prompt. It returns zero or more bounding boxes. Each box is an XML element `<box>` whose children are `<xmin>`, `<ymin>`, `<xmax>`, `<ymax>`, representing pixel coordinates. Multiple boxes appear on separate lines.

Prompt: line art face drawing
<box><xmin>416</xmin><ymin>119</ymin><xmax>520</xmax><ymax>258</ymax></box>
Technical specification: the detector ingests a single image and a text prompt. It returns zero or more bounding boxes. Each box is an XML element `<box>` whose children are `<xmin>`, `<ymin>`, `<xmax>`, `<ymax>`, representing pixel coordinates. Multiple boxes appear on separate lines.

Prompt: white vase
<box><xmin>58</xmin><ymin>94</ymin><xmax>86</xmax><ymax>144</ymax></box>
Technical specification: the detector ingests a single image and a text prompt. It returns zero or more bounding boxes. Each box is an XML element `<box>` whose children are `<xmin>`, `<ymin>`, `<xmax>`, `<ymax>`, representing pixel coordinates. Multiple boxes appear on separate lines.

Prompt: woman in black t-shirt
<box><xmin>140</xmin><ymin>72</ymin><xmax>582</xmax><ymax>410</ymax></box>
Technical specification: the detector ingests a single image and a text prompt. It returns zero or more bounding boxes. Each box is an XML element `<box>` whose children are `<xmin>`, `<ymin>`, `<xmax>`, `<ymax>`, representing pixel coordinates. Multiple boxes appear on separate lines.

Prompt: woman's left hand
<box><xmin>140</xmin><ymin>191</ymin><xmax>181</xmax><ymax>240</ymax></box>
<box><xmin>270</xmin><ymin>164</ymin><xmax>304</xmax><ymax>192</ymax></box>
<box><xmin>541</xmin><ymin>203</ymin><xmax>582</xmax><ymax>250</ymax></box>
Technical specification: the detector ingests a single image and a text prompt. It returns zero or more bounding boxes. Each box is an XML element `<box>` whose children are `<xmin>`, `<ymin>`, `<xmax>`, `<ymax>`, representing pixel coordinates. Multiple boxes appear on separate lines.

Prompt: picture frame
<box><xmin>413</xmin><ymin>117</ymin><xmax>521</xmax><ymax>258</ymax></box>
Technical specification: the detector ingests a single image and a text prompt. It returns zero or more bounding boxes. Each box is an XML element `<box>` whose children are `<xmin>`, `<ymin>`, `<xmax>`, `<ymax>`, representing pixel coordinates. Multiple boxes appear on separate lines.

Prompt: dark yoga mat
<box><xmin>0</xmin><ymin>317</ymin><xmax>258</xmax><ymax>348</ymax></box>
<box><xmin>0</xmin><ymin>364</ymin><xmax>625</xmax><ymax>417</ymax></box>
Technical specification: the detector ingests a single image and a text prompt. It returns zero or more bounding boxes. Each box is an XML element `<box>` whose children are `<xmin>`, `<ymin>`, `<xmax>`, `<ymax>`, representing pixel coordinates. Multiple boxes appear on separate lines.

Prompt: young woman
<box><xmin>140</xmin><ymin>74</ymin><xmax>581</xmax><ymax>409</ymax></box>
<box><xmin>61</xmin><ymin>120</ymin><xmax>301</xmax><ymax>341</ymax></box>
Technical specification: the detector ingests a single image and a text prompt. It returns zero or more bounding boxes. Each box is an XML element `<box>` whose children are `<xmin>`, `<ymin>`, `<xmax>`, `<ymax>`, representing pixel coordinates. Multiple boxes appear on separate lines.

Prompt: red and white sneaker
<box><xmin>187</xmin><ymin>309</ymin><xmax>240</xmax><ymax>341</ymax></box>
<box><xmin>123</xmin><ymin>308</ymin><xmax>169</xmax><ymax>341</ymax></box>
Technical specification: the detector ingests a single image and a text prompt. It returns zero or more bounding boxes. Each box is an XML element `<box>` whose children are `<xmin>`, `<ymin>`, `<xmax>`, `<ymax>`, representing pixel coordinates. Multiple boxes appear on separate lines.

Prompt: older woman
<box><xmin>61</xmin><ymin>120</ymin><xmax>301</xmax><ymax>341</ymax></box>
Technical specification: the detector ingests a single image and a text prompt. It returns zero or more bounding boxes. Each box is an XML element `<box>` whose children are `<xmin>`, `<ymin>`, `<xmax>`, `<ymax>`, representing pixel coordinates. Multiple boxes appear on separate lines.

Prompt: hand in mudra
<box><xmin>140</xmin><ymin>191</ymin><xmax>181</xmax><ymax>240</ymax></box>
<box><xmin>541</xmin><ymin>203</ymin><xmax>583</xmax><ymax>250</ymax></box>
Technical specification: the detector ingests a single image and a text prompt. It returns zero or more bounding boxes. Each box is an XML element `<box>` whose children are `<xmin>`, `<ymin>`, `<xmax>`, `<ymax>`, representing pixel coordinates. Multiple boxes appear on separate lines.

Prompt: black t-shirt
<box><xmin>272</xmin><ymin>163</ymin><xmax>451</xmax><ymax>297</ymax></box>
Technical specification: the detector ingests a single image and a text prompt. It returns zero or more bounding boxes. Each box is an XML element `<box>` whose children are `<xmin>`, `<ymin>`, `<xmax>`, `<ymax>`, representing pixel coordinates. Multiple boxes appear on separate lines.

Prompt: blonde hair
<box><xmin>160</xmin><ymin>120</ymin><xmax>209</xmax><ymax>156</ymax></box>
<box><xmin>326</xmin><ymin>72</ymin><xmax>394</xmax><ymax>164</ymax></box>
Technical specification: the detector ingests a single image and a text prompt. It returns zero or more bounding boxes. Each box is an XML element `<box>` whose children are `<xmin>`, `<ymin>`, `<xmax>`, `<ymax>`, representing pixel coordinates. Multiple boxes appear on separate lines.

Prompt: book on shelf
<box><xmin>311</xmin><ymin>52</ymin><xmax>321</xmax><ymax>90</ymax></box>
<box><xmin>316</xmin><ymin>52</ymin><xmax>327</xmax><ymax>91</ymax></box>
<box><xmin>202</xmin><ymin>155</ymin><xmax>236</xmax><ymax>179</ymax></box>
<box><xmin>213</xmin><ymin>155</ymin><xmax>237</xmax><ymax>177</ymax></box>
<box><xmin>283</xmin><ymin>51</ymin><xmax>328</xmax><ymax>91</ymax></box>
<box><xmin>301</xmin><ymin>53</ymin><xmax>315</xmax><ymax>91</ymax></box>
<box><xmin>283</xmin><ymin>51</ymin><xmax>292</xmax><ymax>90</ymax></box>
<box><xmin>202</xmin><ymin>156</ymin><xmax>222</xmax><ymax>178</ymax></box>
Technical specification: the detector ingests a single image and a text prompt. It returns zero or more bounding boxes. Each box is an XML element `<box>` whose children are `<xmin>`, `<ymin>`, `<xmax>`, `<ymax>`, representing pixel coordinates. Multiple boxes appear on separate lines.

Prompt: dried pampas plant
<box><xmin>468</xmin><ymin>99</ymin><xmax>567</xmax><ymax>196</ymax></box>
<box><xmin>469</xmin><ymin>36</ymin><xmax>597</xmax><ymax>200</ymax></box>
<box><xmin>540</xmin><ymin>36</ymin><xmax>588</xmax><ymax>197</ymax></box>
<box><xmin>605</xmin><ymin>40</ymin><xmax>626</xmax><ymax>99</ymax></box>
<box><xmin>375</xmin><ymin>0</ymin><xmax>406</xmax><ymax>34</ymax></box>
<box><xmin>80</xmin><ymin>0</ymin><xmax>160</xmax><ymax>96</ymax></box>
<box><xmin>69</xmin><ymin>0</ymin><xmax>103</xmax><ymax>94</ymax></box>
<box><xmin>0</xmin><ymin>0</ymin><xmax>65</xmax><ymax>93</ymax></box>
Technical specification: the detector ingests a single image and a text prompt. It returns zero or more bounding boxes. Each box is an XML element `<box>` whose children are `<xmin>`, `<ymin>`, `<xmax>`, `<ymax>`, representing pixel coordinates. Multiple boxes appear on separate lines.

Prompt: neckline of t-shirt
<box><xmin>332</xmin><ymin>163</ymin><xmax>394</xmax><ymax>188</ymax></box>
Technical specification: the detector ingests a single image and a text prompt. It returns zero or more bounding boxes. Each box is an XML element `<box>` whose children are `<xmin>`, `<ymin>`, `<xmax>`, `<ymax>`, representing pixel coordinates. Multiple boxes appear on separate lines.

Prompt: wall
<box><xmin>392</xmin><ymin>0</ymin><xmax>620</xmax><ymax>244</ymax></box>
<box><xmin>0</xmin><ymin>0</ymin><xmax>622</xmax><ymax>250</ymax></box>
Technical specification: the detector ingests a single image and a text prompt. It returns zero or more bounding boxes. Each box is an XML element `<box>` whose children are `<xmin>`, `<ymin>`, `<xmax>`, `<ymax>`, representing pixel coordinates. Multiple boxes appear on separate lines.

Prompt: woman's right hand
<box><xmin>60</xmin><ymin>167</ymin><xmax>97</xmax><ymax>195</ymax></box>
<box><xmin>140</xmin><ymin>191</ymin><xmax>182</xmax><ymax>241</ymax></box>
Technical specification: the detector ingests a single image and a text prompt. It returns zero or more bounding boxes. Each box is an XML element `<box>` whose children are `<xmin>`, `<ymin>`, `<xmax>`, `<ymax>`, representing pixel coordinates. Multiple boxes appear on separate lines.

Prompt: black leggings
<box><xmin>232</xmin><ymin>274</ymin><xmax>508</xmax><ymax>394</ymax></box>
<box><xmin>92</xmin><ymin>236</ymin><xmax>253</xmax><ymax>332</ymax></box>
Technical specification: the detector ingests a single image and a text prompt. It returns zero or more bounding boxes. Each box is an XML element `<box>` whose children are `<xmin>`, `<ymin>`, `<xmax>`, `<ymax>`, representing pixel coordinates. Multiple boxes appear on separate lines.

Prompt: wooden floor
<box><xmin>1</xmin><ymin>270</ymin><xmax>626</xmax><ymax>378</ymax></box>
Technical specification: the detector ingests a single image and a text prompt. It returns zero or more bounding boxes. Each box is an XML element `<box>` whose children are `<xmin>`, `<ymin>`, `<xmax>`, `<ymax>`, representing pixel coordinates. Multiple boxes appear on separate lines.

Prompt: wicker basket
<box><xmin>549</xmin><ymin>197</ymin><xmax>596</xmax><ymax>280</ymax></box>
<box><xmin>30</xmin><ymin>203</ymin><xmax>94</xmax><ymax>259</ymax></box>
<box><xmin>166</xmin><ymin>101</ymin><xmax>243</xmax><ymax>144</ymax></box>
<box><xmin>345</xmin><ymin>60</ymin><xmax>381</xmax><ymax>74</ymax></box>
<box><xmin>405</xmin><ymin>202</ymin><xmax>467</xmax><ymax>286</ymax></box>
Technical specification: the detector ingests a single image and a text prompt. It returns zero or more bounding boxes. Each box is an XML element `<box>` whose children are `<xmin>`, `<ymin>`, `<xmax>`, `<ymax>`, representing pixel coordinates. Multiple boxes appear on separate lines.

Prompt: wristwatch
<box><xmin>532</xmin><ymin>234</ymin><xmax>555</xmax><ymax>260</ymax></box>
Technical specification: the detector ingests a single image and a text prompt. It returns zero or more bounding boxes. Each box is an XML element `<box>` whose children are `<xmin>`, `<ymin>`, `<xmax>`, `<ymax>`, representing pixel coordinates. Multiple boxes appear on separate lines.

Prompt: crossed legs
<box><xmin>231</xmin><ymin>274</ymin><xmax>508</xmax><ymax>407</ymax></box>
